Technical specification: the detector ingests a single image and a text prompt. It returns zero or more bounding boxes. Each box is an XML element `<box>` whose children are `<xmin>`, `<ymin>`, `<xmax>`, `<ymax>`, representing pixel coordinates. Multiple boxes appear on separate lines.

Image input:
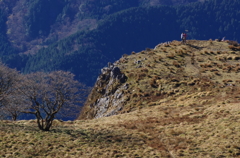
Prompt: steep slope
<box><xmin>79</xmin><ymin>40</ymin><xmax>240</xmax><ymax>119</ymax></box>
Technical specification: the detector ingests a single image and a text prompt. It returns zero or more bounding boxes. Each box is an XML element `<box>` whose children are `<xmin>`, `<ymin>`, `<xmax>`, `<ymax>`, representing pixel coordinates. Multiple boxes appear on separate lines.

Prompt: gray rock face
<box><xmin>94</xmin><ymin>97</ymin><xmax>110</xmax><ymax>118</ymax></box>
<box><xmin>101</xmin><ymin>67</ymin><xmax>111</xmax><ymax>74</ymax></box>
<box><xmin>90</xmin><ymin>65</ymin><xmax>128</xmax><ymax>118</ymax></box>
<box><xmin>111</xmin><ymin>67</ymin><xmax>121</xmax><ymax>78</ymax></box>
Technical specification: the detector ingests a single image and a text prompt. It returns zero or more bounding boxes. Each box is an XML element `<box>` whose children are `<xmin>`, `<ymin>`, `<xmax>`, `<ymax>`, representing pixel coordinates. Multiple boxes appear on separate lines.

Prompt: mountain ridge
<box><xmin>79</xmin><ymin>39</ymin><xmax>240</xmax><ymax>119</ymax></box>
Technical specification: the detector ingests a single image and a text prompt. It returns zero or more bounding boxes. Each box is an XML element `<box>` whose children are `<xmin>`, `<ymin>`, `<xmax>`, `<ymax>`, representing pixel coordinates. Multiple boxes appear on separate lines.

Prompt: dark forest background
<box><xmin>0</xmin><ymin>0</ymin><xmax>239</xmax><ymax>86</ymax></box>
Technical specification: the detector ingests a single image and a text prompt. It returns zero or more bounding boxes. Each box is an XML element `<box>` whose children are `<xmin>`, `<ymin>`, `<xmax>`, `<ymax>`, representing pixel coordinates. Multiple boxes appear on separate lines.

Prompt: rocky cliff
<box><xmin>79</xmin><ymin>40</ymin><xmax>240</xmax><ymax>119</ymax></box>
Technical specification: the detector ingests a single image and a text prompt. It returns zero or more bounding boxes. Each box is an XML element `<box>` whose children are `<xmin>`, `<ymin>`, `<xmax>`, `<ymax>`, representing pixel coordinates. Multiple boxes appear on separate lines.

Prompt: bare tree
<box><xmin>0</xmin><ymin>63</ymin><xmax>27</xmax><ymax>120</ymax></box>
<box><xmin>0</xmin><ymin>63</ymin><xmax>21</xmax><ymax>107</ymax></box>
<box><xmin>0</xmin><ymin>93</ymin><xmax>29</xmax><ymax>121</ymax></box>
<box><xmin>20</xmin><ymin>71</ymin><xmax>89</xmax><ymax>131</ymax></box>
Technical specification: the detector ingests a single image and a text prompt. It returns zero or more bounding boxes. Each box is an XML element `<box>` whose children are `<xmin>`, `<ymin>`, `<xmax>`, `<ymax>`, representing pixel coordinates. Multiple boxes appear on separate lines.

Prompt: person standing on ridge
<box><xmin>181</xmin><ymin>32</ymin><xmax>187</xmax><ymax>44</ymax></box>
<box><xmin>183</xmin><ymin>32</ymin><xmax>187</xmax><ymax>44</ymax></box>
<box><xmin>181</xmin><ymin>32</ymin><xmax>184</xmax><ymax>43</ymax></box>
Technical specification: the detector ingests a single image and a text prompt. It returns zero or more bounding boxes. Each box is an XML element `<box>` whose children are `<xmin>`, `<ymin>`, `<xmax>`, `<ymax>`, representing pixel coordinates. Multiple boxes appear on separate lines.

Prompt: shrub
<box><xmin>137</xmin><ymin>73</ymin><xmax>147</xmax><ymax>80</ymax></box>
<box><xmin>227</xmin><ymin>40</ymin><xmax>239</xmax><ymax>46</ymax></box>
<box><xmin>164</xmin><ymin>44</ymin><xmax>170</xmax><ymax>47</ymax></box>
<box><xmin>127</xmin><ymin>73</ymin><xmax>135</xmax><ymax>79</ymax></box>
<box><xmin>175</xmin><ymin>50</ymin><xmax>186</xmax><ymax>57</ymax></box>
<box><xmin>204</xmin><ymin>50</ymin><xmax>209</xmax><ymax>54</ymax></box>
<box><xmin>132</xmin><ymin>93</ymin><xmax>138</xmax><ymax>98</ymax></box>
<box><xmin>210</xmin><ymin>68</ymin><xmax>218</xmax><ymax>72</ymax></box>
<box><xmin>167</xmin><ymin>53</ymin><xmax>175</xmax><ymax>59</ymax></box>
<box><xmin>173</xmin><ymin>61</ymin><xmax>181</xmax><ymax>68</ymax></box>
<box><xmin>197</xmin><ymin>58</ymin><xmax>204</xmax><ymax>62</ymax></box>
<box><xmin>234</xmin><ymin>67</ymin><xmax>240</xmax><ymax>72</ymax></box>
<box><xmin>217</xmin><ymin>64</ymin><xmax>223</xmax><ymax>69</ymax></box>
<box><xmin>210</xmin><ymin>51</ymin><xmax>215</xmax><ymax>54</ymax></box>
<box><xmin>201</xmin><ymin>63</ymin><xmax>212</xmax><ymax>68</ymax></box>
<box><xmin>228</xmin><ymin>45</ymin><xmax>240</xmax><ymax>51</ymax></box>
<box><xmin>158</xmin><ymin>56</ymin><xmax>163</xmax><ymax>61</ymax></box>
<box><xmin>145</xmin><ymin>48</ymin><xmax>152</xmax><ymax>51</ymax></box>
<box><xmin>150</xmin><ymin>79</ymin><xmax>157</xmax><ymax>88</ymax></box>
<box><xmin>233</xmin><ymin>56</ymin><xmax>240</xmax><ymax>60</ymax></box>
<box><xmin>140</xmin><ymin>68</ymin><xmax>149</xmax><ymax>73</ymax></box>
<box><xmin>223</xmin><ymin>79</ymin><xmax>233</xmax><ymax>83</ymax></box>
<box><xmin>147</xmin><ymin>51</ymin><xmax>155</xmax><ymax>55</ymax></box>
<box><xmin>162</xmin><ymin>48</ymin><xmax>167</xmax><ymax>53</ymax></box>
<box><xmin>214</xmin><ymin>72</ymin><xmax>221</xmax><ymax>76</ymax></box>
<box><xmin>122</xmin><ymin>54</ymin><xmax>128</xmax><ymax>57</ymax></box>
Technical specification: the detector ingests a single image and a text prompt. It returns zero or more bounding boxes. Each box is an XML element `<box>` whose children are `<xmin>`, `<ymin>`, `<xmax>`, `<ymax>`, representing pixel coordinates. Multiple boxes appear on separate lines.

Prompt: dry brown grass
<box><xmin>71</xmin><ymin>40</ymin><xmax>240</xmax><ymax>157</ymax></box>
<box><xmin>2</xmin><ymin>91</ymin><xmax>240</xmax><ymax>157</ymax></box>
<box><xmin>167</xmin><ymin>52</ymin><xmax>176</xmax><ymax>59</ymax></box>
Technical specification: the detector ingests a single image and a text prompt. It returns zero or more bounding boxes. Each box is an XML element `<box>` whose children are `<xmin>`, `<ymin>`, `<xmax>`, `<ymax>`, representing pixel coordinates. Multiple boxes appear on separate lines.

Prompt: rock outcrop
<box><xmin>79</xmin><ymin>62</ymin><xmax>128</xmax><ymax>119</ymax></box>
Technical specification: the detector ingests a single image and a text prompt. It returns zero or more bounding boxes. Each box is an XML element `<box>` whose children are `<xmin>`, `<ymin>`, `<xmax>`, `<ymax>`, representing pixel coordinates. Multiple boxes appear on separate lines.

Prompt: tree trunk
<box><xmin>44</xmin><ymin>114</ymin><xmax>55</xmax><ymax>131</ymax></box>
<box><xmin>12</xmin><ymin>115</ymin><xmax>17</xmax><ymax>121</ymax></box>
<box><xmin>35</xmin><ymin>112</ymin><xmax>44</xmax><ymax>131</ymax></box>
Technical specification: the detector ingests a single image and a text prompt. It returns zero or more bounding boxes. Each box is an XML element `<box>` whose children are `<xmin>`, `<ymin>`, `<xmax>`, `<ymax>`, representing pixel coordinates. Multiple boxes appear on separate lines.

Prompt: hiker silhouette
<box><xmin>181</xmin><ymin>32</ymin><xmax>187</xmax><ymax>44</ymax></box>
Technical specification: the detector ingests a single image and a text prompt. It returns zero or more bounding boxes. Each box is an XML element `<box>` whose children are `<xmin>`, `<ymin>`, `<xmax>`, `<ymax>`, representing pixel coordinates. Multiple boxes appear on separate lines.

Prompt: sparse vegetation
<box><xmin>78</xmin><ymin>40</ymin><xmax>240</xmax><ymax>157</ymax></box>
<box><xmin>1</xmin><ymin>40</ymin><xmax>240</xmax><ymax>157</ymax></box>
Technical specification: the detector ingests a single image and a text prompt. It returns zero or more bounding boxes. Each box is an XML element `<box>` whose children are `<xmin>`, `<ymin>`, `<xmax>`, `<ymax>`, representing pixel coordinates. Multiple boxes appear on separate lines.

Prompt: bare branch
<box><xmin>19</xmin><ymin>70</ymin><xmax>90</xmax><ymax>131</ymax></box>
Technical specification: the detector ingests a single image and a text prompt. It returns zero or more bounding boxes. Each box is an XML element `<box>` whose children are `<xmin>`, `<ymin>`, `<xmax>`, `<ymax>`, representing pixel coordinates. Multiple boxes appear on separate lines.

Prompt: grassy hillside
<box><xmin>1</xmin><ymin>102</ymin><xmax>239</xmax><ymax>157</ymax></box>
<box><xmin>1</xmin><ymin>40</ymin><xmax>240</xmax><ymax>157</ymax></box>
<box><xmin>0</xmin><ymin>107</ymin><xmax>240</xmax><ymax>158</ymax></box>
<box><xmin>80</xmin><ymin>40</ymin><xmax>240</xmax><ymax>119</ymax></box>
<box><xmin>1</xmin><ymin>105</ymin><xmax>240</xmax><ymax>157</ymax></box>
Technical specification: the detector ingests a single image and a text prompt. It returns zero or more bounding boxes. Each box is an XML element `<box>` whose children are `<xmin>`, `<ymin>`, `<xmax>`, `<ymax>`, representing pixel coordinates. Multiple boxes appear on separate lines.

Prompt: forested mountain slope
<box><xmin>0</xmin><ymin>0</ymin><xmax>239</xmax><ymax>86</ymax></box>
<box><xmin>0</xmin><ymin>0</ymin><xmax>200</xmax><ymax>56</ymax></box>
<box><xmin>24</xmin><ymin>0</ymin><xmax>240</xmax><ymax>86</ymax></box>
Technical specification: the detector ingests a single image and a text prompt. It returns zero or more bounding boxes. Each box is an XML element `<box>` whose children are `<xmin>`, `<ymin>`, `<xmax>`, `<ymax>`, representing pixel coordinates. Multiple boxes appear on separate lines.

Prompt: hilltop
<box><xmin>79</xmin><ymin>40</ymin><xmax>240</xmax><ymax>119</ymax></box>
<box><xmin>1</xmin><ymin>40</ymin><xmax>240</xmax><ymax>157</ymax></box>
